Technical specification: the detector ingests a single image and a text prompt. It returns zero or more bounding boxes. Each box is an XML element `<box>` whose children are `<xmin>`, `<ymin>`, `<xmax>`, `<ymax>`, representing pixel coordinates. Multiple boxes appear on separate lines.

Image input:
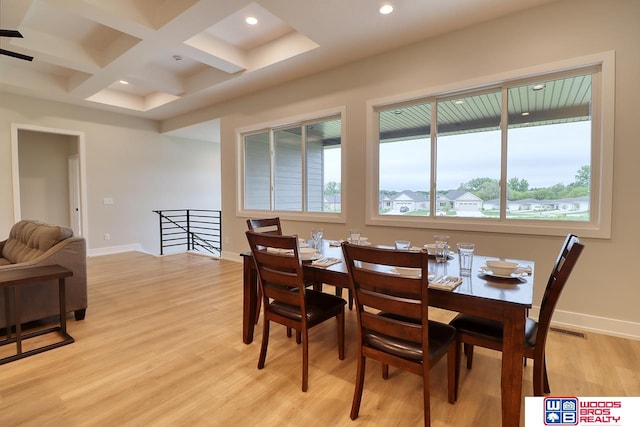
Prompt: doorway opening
<box><xmin>10</xmin><ymin>123</ymin><xmax>88</xmax><ymax>240</ymax></box>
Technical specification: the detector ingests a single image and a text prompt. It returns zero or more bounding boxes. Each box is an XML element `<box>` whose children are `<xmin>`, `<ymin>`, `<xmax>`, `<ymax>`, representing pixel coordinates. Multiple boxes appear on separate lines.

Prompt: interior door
<box><xmin>68</xmin><ymin>155</ymin><xmax>82</xmax><ymax>235</ymax></box>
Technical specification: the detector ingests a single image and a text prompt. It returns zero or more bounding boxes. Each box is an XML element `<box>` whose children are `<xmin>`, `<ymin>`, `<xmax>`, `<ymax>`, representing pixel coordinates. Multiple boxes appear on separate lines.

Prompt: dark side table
<box><xmin>0</xmin><ymin>264</ymin><xmax>74</xmax><ymax>365</ymax></box>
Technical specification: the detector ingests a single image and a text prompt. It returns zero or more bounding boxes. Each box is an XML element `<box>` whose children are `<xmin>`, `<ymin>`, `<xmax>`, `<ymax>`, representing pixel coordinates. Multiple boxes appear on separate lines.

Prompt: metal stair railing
<box><xmin>153</xmin><ymin>209</ymin><xmax>221</xmax><ymax>256</ymax></box>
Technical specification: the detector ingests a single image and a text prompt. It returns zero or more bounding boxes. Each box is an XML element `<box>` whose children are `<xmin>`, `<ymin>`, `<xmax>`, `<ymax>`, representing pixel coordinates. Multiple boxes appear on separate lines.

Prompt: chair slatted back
<box><xmin>247</xmin><ymin>218</ymin><xmax>283</xmax><ymax>236</ymax></box>
<box><xmin>342</xmin><ymin>242</ymin><xmax>430</xmax><ymax>347</ymax></box>
<box><xmin>536</xmin><ymin>234</ymin><xmax>584</xmax><ymax>348</ymax></box>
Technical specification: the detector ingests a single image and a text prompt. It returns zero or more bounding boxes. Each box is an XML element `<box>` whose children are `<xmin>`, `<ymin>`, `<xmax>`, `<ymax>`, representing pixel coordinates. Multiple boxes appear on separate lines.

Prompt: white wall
<box><xmin>0</xmin><ymin>93</ymin><xmax>221</xmax><ymax>255</ymax></box>
<box><xmin>17</xmin><ymin>130</ymin><xmax>74</xmax><ymax>226</ymax></box>
<box><xmin>183</xmin><ymin>0</ymin><xmax>637</xmax><ymax>338</ymax></box>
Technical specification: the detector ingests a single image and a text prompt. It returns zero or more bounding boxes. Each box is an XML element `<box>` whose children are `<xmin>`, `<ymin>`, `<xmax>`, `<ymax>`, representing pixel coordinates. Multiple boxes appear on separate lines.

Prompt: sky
<box><xmin>325</xmin><ymin>121</ymin><xmax>591</xmax><ymax>192</ymax></box>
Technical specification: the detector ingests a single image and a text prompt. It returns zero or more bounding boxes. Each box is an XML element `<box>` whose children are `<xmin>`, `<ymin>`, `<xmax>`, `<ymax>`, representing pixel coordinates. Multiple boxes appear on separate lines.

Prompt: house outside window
<box><xmin>371</xmin><ymin>53</ymin><xmax>614</xmax><ymax>238</ymax></box>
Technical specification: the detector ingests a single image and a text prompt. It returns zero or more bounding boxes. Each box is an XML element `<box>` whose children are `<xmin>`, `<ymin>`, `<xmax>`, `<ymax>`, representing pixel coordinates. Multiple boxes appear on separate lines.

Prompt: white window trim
<box><xmin>236</xmin><ymin>106</ymin><xmax>347</xmax><ymax>224</ymax></box>
<box><xmin>365</xmin><ymin>51</ymin><xmax>615</xmax><ymax>239</ymax></box>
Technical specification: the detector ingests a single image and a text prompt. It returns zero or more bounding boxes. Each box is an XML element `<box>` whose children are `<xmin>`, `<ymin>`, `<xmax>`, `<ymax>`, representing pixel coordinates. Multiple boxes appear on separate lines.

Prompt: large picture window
<box><xmin>373</xmin><ymin>56</ymin><xmax>613</xmax><ymax>237</ymax></box>
<box><xmin>242</xmin><ymin>115</ymin><xmax>342</xmax><ymax>214</ymax></box>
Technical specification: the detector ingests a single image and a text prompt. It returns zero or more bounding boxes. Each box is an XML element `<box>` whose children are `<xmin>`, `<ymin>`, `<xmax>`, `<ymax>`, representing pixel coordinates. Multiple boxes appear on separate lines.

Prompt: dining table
<box><xmin>241</xmin><ymin>240</ymin><xmax>534</xmax><ymax>427</ymax></box>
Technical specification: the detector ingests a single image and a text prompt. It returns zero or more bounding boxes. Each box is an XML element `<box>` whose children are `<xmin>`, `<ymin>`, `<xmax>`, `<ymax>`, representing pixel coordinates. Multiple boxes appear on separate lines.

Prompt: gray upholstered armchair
<box><xmin>0</xmin><ymin>220</ymin><xmax>87</xmax><ymax>328</ymax></box>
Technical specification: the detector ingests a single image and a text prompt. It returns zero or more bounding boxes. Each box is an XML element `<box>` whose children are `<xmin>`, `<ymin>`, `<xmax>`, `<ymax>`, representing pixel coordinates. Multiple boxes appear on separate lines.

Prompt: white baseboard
<box><xmin>221</xmin><ymin>251</ymin><xmax>243</xmax><ymax>263</ymax></box>
<box><xmin>88</xmin><ymin>243</ymin><xmax>144</xmax><ymax>257</ymax></box>
<box><xmin>529</xmin><ymin>307</ymin><xmax>640</xmax><ymax>341</ymax></box>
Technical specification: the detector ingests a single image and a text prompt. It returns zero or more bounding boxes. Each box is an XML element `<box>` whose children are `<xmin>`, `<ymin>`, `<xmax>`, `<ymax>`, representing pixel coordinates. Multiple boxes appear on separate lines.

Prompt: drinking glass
<box><xmin>457</xmin><ymin>242</ymin><xmax>475</xmax><ymax>276</ymax></box>
<box><xmin>349</xmin><ymin>229</ymin><xmax>361</xmax><ymax>245</ymax></box>
<box><xmin>433</xmin><ymin>234</ymin><xmax>449</xmax><ymax>263</ymax></box>
<box><xmin>311</xmin><ymin>228</ymin><xmax>323</xmax><ymax>250</ymax></box>
<box><xmin>394</xmin><ymin>240</ymin><xmax>411</xmax><ymax>250</ymax></box>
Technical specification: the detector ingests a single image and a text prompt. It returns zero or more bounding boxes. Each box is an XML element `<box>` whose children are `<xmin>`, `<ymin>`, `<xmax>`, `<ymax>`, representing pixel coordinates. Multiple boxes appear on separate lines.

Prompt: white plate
<box><xmin>479</xmin><ymin>268</ymin><xmax>525</xmax><ymax>279</ymax></box>
<box><xmin>301</xmin><ymin>251</ymin><xmax>321</xmax><ymax>261</ymax></box>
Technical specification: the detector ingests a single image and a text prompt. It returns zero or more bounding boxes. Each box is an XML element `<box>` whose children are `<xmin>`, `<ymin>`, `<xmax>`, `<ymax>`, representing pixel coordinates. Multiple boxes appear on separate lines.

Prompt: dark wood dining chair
<box><xmin>246</xmin><ymin>217</ymin><xmax>322</xmax><ymax>339</ymax></box>
<box><xmin>246</xmin><ymin>231</ymin><xmax>346</xmax><ymax>392</ymax></box>
<box><xmin>449</xmin><ymin>233</ymin><xmax>584</xmax><ymax>396</ymax></box>
<box><xmin>246</xmin><ymin>217</ymin><xmax>283</xmax><ymax>235</ymax></box>
<box><xmin>247</xmin><ymin>217</ymin><xmax>285</xmax><ymax>327</ymax></box>
<box><xmin>342</xmin><ymin>242</ymin><xmax>457</xmax><ymax>426</ymax></box>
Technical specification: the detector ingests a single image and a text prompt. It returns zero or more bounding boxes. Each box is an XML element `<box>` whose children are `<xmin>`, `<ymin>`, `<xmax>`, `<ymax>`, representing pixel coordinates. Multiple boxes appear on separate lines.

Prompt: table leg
<box><xmin>243</xmin><ymin>256</ymin><xmax>257</xmax><ymax>344</ymax></box>
<box><xmin>4</xmin><ymin>288</ymin><xmax>11</xmax><ymax>340</ymax></box>
<box><xmin>501</xmin><ymin>305</ymin><xmax>526</xmax><ymax>427</ymax></box>
<box><xmin>59</xmin><ymin>278</ymin><xmax>67</xmax><ymax>336</ymax></box>
<box><xmin>13</xmin><ymin>286</ymin><xmax>22</xmax><ymax>355</ymax></box>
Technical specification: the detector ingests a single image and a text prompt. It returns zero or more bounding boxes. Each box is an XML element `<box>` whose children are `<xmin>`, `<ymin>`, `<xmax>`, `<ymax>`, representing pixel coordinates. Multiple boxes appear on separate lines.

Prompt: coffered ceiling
<box><xmin>1</xmin><ymin>0</ymin><xmax>558</xmax><ymax>123</ymax></box>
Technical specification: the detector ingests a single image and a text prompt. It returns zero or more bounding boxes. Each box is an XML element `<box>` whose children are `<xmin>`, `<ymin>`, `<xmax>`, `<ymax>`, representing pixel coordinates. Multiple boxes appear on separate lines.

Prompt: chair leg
<box><xmin>286</xmin><ymin>327</ymin><xmax>292</xmax><ymax>337</ymax></box>
<box><xmin>382</xmin><ymin>364</ymin><xmax>389</xmax><ymax>379</ymax></box>
<box><xmin>533</xmin><ymin>355</ymin><xmax>551</xmax><ymax>396</ymax></box>
<box><xmin>296</xmin><ymin>330</ymin><xmax>301</xmax><ymax>344</ymax></box>
<box><xmin>543</xmin><ymin>356</ymin><xmax>550</xmax><ymax>394</ymax></box>
<box><xmin>423</xmin><ymin>365</ymin><xmax>432</xmax><ymax>427</ymax></box>
<box><xmin>337</xmin><ymin>312</ymin><xmax>345</xmax><ymax>360</ymax></box>
<box><xmin>350</xmin><ymin>355</ymin><xmax>367</xmax><ymax>420</ymax></box>
<box><xmin>448</xmin><ymin>343</ymin><xmax>458</xmax><ymax>404</ymax></box>
<box><xmin>258</xmin><ymin>319</ymin><xmax>270</xmax><ymax>369</ymax></box>
<box><xmin>301</xmin><ymin>328</ymin><xmax>309</xmax><ymax>392</ymax></box>
<box><xmin>464</xmin><ymin>343</ymin><xmax>474</xmax><ymax>369</ymax></box>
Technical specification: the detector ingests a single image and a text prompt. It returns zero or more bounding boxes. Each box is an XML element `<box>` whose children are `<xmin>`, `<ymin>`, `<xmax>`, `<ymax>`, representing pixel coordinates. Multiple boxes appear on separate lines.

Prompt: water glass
<box><xmin>311</xmin><ymin>228</ymin><xmax>323</xmax><ymax>249</ymax></box>
<box><xmin>433</xmin><ymin>234</ymin><xmax>449</xmax><ymax>263</ymax></box>
<box><xmin>394</xmin><ymin>240</ymin><xmax>411</xmax><ymax>250</ymax></box>
<box><xmin>457</xmin><ymin>243</ymin><xmax>475</xmax><ymax>276</ymax></box>
<box><xmin>349</xmin><ymin>229</ymin><xmax>361</xmax><ymax>245</ymax></box>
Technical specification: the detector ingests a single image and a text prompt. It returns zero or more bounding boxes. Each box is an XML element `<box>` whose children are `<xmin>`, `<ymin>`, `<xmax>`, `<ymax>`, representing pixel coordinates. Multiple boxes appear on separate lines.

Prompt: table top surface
<box><xmin>244</xmin><ymin>240</ymin><xmax>534</xmax><ymax>308</ymax></box>
<box><xmin>0</xmin><ymin>264</ymin><xmax>73</xmax><ymax>286</ymax></box>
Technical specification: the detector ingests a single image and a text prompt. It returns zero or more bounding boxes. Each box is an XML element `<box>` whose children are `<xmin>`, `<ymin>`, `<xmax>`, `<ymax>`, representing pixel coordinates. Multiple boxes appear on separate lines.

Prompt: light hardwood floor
<box><xmin>1</xmin><ymin>252</ymin><xmax>638</xmax><ymax>426</ymax></box>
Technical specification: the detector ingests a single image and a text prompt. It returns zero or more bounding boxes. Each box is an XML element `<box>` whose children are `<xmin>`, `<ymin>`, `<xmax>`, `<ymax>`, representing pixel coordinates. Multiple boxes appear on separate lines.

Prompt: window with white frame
<box><xmin>242</xmin><ymin>116</ymin><xmax>342</xmax><ymax>214</ymax></box>
<box><xmin>373</xmin><ymin>58</ymin><xmax>613</xmax><ymax>237</ymax></box>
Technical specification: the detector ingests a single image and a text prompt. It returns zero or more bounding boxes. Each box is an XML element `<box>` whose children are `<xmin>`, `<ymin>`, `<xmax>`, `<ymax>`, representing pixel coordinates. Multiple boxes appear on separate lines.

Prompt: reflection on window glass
<box><xmin>274</xmin><ymin>127</ymin><xmax>302</xmax><ymax>211</ymax></box>
<box><xmin>378</xmin><ymin>104</ymin><xmax>431</xmax><ymax>216</ymax></box>
<box><xmin>242</xmin><ymin>116</ymin><xmax>342</xmax><ymax>213</ymax></box>
<box><xmin>506</xmin><ymin>75</ymin><xmax>591</xmax><ymax>221</ymax></box>
<box><xmin>244</xmin><ymin>132</ymin><xmax>271</xmax><ymax>210</ymax></box>
<box><xmin>436</xmin><ymin>92</ymin><xmax>501</xmax><ymax>218</ymax></box>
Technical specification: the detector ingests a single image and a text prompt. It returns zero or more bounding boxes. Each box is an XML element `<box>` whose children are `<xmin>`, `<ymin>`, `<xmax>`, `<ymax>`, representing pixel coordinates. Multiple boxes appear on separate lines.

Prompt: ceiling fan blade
<box><xmin>0</xmin><ymin>29</ymin><xmax>24</xmax><ymax>38</ymax></box>
<box><xmin>0</xmin><ymin>48</ymin><xmax>33</xmax><ymax>61</ymax></box>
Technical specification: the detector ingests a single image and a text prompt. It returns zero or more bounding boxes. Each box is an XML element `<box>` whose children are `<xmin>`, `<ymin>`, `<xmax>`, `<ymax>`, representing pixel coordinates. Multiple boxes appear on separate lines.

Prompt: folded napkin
<box><xmin>266</xmin><ymin>247</ymin><xmax>294</xmax><ymax>255</ymax></box>
<box><xmin>329</xmin><ymin>240</ymin><xmax>345</xmax><ymax>247</ymax></box>
<box><xmin>311</xmin><ymin>257</ymin><xmax>342</xmax><ymax>268</ymax></box>
<box><xmin>515</xmin><ymin>265</ymin><xmax>532</xmax><ymax>275</ymax></box>
<box><xmin>428</xmin><ymin>276</ymin><xmax>463</xmax><ymax>291</ymax></box>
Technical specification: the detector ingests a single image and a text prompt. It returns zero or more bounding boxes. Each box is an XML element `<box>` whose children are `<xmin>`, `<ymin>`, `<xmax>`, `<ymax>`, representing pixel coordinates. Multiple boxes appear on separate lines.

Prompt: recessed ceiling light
<box><xmin>455</xmin><ymin>100</ymin><xmax>464</xmax><ymax>105</ymax></box>
<box><xmin>522</xmin><ymin>112</ymin><xmax>530</xmax><ymax>116</ymax></box>
<box><xmin>379</xmin><ymin>4</ymin><xmax>394</xmax><ymax>15</ymax></box>
<box><xmin>245</xmin><ymin>16</ymin><xmax>258</xmax><ymax>25</ymax></box>
<box><xmin>119</xmin><ymin>80</ymin><xmax>129</xmax><ymax>85</ymax></box>
<box><xmin>532</xmin><ymin>84</ymin><xmax>545</xmax><ymax>91</ymax></box>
